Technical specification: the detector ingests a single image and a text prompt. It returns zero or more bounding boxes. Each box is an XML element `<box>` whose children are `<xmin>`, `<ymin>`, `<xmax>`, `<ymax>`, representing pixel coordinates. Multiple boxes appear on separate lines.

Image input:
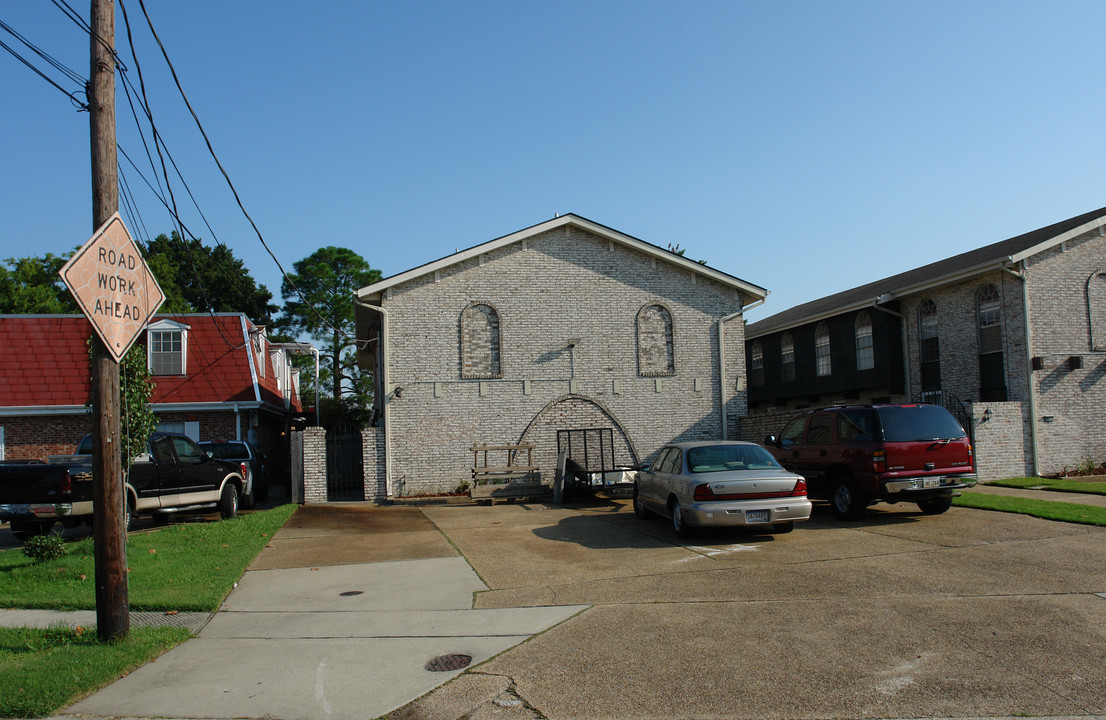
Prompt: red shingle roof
<box><xmin>0</xmin><ymin>314</ymin><xmax>301</xmax><ymax>412</ymax></box>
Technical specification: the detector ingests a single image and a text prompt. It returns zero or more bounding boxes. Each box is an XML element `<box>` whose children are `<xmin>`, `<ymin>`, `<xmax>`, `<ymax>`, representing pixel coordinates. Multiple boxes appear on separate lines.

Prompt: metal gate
<box><xmin>912</xmin><ymin>389</ymin><xmax>974</xmax><ymax>445</ymax></box>
<box><xmin>326</xmin><ymin>422</ymin><xmax>364</xmax><ymax>501</ymax></box>
<box><xmin>557</xmin><ymin>427</ymin><xmax>617</xmax><ymax>474</ymax></box>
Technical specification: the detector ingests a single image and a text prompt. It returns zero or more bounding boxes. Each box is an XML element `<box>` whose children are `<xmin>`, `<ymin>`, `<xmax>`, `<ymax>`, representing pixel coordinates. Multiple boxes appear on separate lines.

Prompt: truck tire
<box><xmin>10</xmin><ymin>519</ymin><xmax>54</xmax><ymax>541</ymax></box>
<box><xmin>830</xmin><ymin>476</ymin><xmax>866</xmax><ymax>520</ymax></box>
<box><xmin>918</xmin><ymin>496</ymin><xmax>953</xmax><ymax>515</ymax></box>
<box><xmin>219</xmin><ymin>483</ymin><xmax>239</xmax><ymax>520</ymax></box>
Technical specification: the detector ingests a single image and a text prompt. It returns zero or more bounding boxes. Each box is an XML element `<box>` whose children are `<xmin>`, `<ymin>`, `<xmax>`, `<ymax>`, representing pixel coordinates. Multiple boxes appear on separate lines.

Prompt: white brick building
<box><xmin>743</xmin><ymin>206</ymin><xmax>1106</xmax><ymax>480</ymax></box>
<box><xmin>353</xmin><ymin>214</ymin><xmax>768</xmax><ymax>498</ymax></box>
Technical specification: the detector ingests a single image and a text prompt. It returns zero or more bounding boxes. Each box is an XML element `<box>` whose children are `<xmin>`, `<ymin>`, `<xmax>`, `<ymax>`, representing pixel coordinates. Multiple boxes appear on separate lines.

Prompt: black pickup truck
<box><xmin>0</xmin><ymin>432</ymin><xmax>248</xmax><ymax>540</ymax></box>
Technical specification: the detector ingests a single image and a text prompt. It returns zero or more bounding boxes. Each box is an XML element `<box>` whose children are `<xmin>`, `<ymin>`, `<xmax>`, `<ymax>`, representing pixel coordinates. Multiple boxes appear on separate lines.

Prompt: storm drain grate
<box><xmin>425</xmin><ymin>654</ymin><xmax>472</xmax><ymax>672</ymax></box>
<box><xmin>339</xmin><ymin>591</ymin><xmax>364</xmax><ymax>597</ymax></box>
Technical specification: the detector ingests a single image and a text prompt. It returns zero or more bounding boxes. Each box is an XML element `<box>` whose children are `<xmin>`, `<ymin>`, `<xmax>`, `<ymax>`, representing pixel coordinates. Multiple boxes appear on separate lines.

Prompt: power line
<box><xmin>130</xmin><ymin>0</ymin><xmax>355</xmax><ymax>346</ymax></box>
<box><xmin>0</xmin><ymin>20</ymin><xmax>87</xmax><ymax>109</ymax></box>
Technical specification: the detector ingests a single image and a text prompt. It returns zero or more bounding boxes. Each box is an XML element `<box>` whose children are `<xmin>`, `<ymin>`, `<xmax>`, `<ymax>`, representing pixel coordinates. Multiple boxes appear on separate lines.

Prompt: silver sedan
<box><xmin>633</xmin><ymin>441</ymin><xmax>812</xmax><ymax>537</ymax></box>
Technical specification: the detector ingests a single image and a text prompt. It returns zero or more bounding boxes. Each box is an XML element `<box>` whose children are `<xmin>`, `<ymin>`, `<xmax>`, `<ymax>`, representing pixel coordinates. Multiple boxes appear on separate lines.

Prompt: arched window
<box><xmin>637</xmin><ymin>304</ymin><xmax>675</xmax><ymax>376</ymax></box>
<box><xmin>750</xmin><ymin>340</ymin><xmax>764</xmax><ymax>386</ymax></box>
<box><xmin>918</xmin><ymin>299</ymin><xmax>940</xmax><ymax>391</ymax></box>
<box><xmin>815</xmin><ymin>323</ymin><xmax>831</xmax><ymax>377</ymax></box>
<box><xmin>1087</xmin><ymin>271</ymin><xmax>1106</xmax><ymax>350</ymax></box>
<box><xmin>460</xmin><ymin>303</ymin><xmax>501</xmax><ymax>378</ymax></box>
<box><xmin>855</xmin><ymin>312</ymin><xmax>874</xmax><ymax>370</ymax></box>
<box><xmin>781</xmin><ymin>333</ymin><xmax>795</xmax><ymax>382</ymax></box>
<box><xmin>977</xmin><ymin>284</ymin><xmax>1006</xmax><ymax>400</ymax></box>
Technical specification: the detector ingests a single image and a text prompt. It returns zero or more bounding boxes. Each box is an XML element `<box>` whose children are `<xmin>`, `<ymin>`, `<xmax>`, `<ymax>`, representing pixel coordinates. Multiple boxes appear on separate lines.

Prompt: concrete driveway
<box><xmin>394</xmin><ymin>497</ymin><xmax>1106</xmax><ymax>719</ymax></box>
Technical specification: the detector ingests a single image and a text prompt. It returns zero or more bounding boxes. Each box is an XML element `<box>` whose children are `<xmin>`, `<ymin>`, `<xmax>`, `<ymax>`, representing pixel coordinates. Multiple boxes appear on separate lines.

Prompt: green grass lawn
<box><xmin>0</xmin><ymin>504</ymin><xmax>297</xmax><ymax>612</ymax></box>
<box><xmin>986</xmin><ymin>476</ymin><xmax>1106</xmax><ymax>495</ymax></box>
<box><xmin>0</xmin><ymin>504</ymin><xmax>297</xmax><ymax>717</ymax></box>
<box><xmin>0</xmin><ymin>625</ymin><xmax>191</xmax><ymax>718</ymax></box>
<box><xmin>953</xmin><ymin>491</ymin><xmax>1106</xmax><ymax>526</ymax></box>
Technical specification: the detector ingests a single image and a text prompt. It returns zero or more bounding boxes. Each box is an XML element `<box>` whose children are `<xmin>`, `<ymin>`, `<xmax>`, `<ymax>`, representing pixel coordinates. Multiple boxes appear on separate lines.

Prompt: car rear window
<box><xmin>687</xmin><ymin>445</ymin><xmax>782</xmax><ymax>473</ymax></box>
<box><xmin>202</xmin><ymin>442</ymin><xmax>249</xmax><ymax>460</ymax></box>
<box><xmin>876</xmin><ymin>405</ymin><xmax>967</xmax><ymax>442</ymax></box>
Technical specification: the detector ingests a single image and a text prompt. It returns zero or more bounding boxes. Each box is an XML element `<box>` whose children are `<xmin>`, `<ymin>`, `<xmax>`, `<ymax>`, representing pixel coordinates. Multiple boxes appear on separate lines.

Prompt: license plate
<box><xmin>917</xmin><ymin>478</ymin><xmax>940</xmax><ymax>488</ymax></box>
<box><xmin>746</xmin><ymin>510</ymin><xmax>769</xmax><ymax>523</ymax></box>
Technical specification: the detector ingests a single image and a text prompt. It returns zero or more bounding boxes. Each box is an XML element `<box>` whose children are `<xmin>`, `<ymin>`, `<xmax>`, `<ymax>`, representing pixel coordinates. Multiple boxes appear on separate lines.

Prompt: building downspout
<box><xmin>870</xmin><ymin>298</ymin><xmax>910</xmax><ymax>400</ymax></box>
<box><xmin>720</xmin><ymin>297</ymin><xmax>765</xmax><ymax>440</ymax></box>
<box><xmin>354</xmin><ymin>297</ymin><xmax>393</xmax><ymax>496</ymax></box>
<box><xmin>1006</xmin><ymin>262</ymin><xmax>1040</xmax><ymax>476</ymax></box>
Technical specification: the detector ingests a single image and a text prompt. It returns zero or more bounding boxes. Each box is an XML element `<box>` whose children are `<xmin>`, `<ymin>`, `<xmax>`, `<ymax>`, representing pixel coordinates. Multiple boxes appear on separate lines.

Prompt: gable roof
<box><xmin>747</xmin><ymin>205</ymin><xmax>1106</xmax><ymax>339</ymax></box>
<box><xmin>0</xmin><ymin>313</ymin><xmax>300</xmax><ymax>414</ymax></box>
<box><xmin>356</xmin><ymin>213</ymin><xmax>769</xmax><ymax>304</ymax></box>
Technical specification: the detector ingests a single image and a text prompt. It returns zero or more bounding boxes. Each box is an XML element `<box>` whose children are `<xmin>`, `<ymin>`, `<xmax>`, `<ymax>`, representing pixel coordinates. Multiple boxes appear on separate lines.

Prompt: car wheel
<box><xmin>633</xmin><ymin>485</ymin><xmax>653</xmax><ymax>519</ymax></box>
<box><xmin>10</xmin><ymin>519</ymin><xmax>54</xmax><ymax>542</ymax></box>
<box><xmin>918</xmin><ymin>496</ymin><xmax>953</xmax><ymax>515</ymax></box>
<box><xmin>220</xmin><ymin>483</ymin><xmax>239</xmax><ymax>520</ymax></box>
<box><xmin>830</xmin><ymin>477</ymin><xmax>866</xmax><ymax>520</ymax></box>
<box><xmin>669</xmin><ymin>498</ymin><xmax>693</xmax><ymax>538</ymax></box>
<box><xmin>124</xmin><ymin>497</ymin><xmax>135</xmax><ymax>533</ymax></box>
<box><xmin>770</xmin><ymin>521</ymin><xmax>795</xmax><ymax>534</ymax></box>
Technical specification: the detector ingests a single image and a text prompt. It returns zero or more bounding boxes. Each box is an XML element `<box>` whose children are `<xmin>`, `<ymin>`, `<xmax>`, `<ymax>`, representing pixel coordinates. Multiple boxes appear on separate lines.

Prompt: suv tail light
<box><xmin>872</xmin><ymin>449</ymin><xmax>887</xmax><ymax>473</ymax></box>
<box><xmin>240</xmin><ymin>462</ymin><xmax>249</xmax><ymax>479</ymax></box>
<box><xmin>791</xmin><ymin>478</ymin><xmax>807</xmax><ymax>497</ymax></box>
<box><xmin>60</xmin><ymin>471</ymin><xmax>74</xmax><ymax>496</ymax></box>
<box><xmin>693</xmin><ymin>484</ymin><xmax>716</xmax><ymax>501</ymax></box>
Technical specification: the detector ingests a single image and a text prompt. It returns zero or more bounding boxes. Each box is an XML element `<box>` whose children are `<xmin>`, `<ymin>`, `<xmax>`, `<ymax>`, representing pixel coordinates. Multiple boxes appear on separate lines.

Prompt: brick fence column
<box><xmin>302</xmin><ymin>427</ymin><xmax>328</xmax><ymax>504</ymax></box>
<box><xmin>362</xmin><ymin>427</ymin><xmax>387</xmax><ymax>502</ymax></box>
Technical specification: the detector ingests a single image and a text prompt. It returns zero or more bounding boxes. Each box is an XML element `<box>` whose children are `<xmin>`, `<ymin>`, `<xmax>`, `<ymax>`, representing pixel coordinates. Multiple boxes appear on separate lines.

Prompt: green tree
<box><xmin>0</xmin><ymin>252</ymin><xmax>79</xmax><ymax>313</ymax></box>
<box><xmin>87</xmin><ymin>341</ymin><xmax>158</xmax><ymax>466</ymax></box>
<box><xmin>277</xmin><ymin>247</ymin><xmax>381</xmax><ymax>422</ymax></box>
<box><xmin>142</xmin><ymin>233</ymin><xmax>276</xmax><ymax>322</ymax></box>
<box><xmin>118</xmin><ymin>344</ymin><xmax>159</xmax><ymax>465</ymax></box>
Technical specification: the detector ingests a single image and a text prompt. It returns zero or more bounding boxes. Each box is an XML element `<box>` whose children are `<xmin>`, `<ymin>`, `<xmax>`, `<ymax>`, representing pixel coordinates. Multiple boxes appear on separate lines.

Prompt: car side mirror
<box><xmin>763</xmin><ymin>435</ymin><xmax>778</xmax><ymax>447</ymax></box>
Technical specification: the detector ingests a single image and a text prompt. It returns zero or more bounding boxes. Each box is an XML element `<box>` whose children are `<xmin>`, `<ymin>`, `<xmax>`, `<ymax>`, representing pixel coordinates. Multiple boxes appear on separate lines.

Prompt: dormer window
<box><xmin>147</xmin><ymin>319</ymin><xmax>189</xmax><ymax>375</ymax></box>
<box><xmin>251</xmin><ymin>326</ymin><xmax>267</xmax><ymax>378</ymax></box>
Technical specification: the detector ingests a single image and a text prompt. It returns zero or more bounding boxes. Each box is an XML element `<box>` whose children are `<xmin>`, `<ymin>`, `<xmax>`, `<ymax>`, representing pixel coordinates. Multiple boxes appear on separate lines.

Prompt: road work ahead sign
<box><xmin>60</xmin><ymin>213</ymin><xmax>166</xmax><ymax>362</ymax></box>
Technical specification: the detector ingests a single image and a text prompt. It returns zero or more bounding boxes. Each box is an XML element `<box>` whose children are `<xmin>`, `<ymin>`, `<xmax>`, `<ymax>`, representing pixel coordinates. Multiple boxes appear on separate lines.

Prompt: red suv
<box><xmin>763</xmin><ymin>403</ymin><xmax>976</xmax><ymax>519</ymax></box>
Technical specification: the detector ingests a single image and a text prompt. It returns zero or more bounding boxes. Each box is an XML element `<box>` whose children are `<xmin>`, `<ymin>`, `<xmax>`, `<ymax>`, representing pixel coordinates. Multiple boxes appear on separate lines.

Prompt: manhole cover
<box><xmin>425</xmin><ymin>654</ymin><xmax>472</xmax><ymax>672</ymax></box>
<box><xmin>339</xmin><ymin>591</ymin><xmax>363</xmax><ymax>597</ymax></box>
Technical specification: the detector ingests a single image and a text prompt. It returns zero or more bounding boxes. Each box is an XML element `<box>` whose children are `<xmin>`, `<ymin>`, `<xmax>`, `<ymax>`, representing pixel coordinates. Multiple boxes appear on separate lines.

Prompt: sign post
<box><xmin>60</xmin><ymin>214</ymin><xmax>164</xmax><ymax>641</ymax></box>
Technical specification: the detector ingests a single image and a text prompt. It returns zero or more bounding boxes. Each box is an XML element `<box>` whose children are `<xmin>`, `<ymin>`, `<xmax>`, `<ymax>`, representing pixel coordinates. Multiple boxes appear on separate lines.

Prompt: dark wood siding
<box><xmin>747</xmin><ymin>308</ymin><xmax>904</xmax><ymax>405</ymax></box>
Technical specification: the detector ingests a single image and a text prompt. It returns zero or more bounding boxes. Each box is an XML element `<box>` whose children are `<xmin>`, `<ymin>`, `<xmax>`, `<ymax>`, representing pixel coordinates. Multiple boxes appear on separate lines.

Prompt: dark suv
<box><xmin>763</xmin><ymin>403</ymin><xmax>976</xmax><ymax>519</ymax></box>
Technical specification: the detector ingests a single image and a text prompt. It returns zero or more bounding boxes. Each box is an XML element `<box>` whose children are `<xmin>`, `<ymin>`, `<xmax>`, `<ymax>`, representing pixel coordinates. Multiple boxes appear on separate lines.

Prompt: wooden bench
<box><xmin>470</xmin><ymin>443</ymin><xmax>547</xmax><ymax>501</ymax></box>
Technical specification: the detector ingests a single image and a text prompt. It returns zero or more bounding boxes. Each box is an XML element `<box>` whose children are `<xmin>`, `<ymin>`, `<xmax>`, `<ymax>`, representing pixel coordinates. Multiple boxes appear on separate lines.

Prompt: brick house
<box><xmin>742</xmin><ymin>205</ymin><xmax>1106</xmax><ymax>480</ymax></box>
<box><xmin>351</xmin><ymin>214</ymin><xmax>768</xmax><ymax>498</ymax></box>
<box><xmin>0</xmin><ymin>313</ymin><xmax>306</xmax><ymax>483</ymax></box>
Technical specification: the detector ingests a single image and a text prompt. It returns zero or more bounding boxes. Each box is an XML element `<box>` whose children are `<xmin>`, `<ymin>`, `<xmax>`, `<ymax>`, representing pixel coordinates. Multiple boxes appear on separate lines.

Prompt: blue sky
<box><xmin>4</xmin><ymin>1</ymin><xmax>1105</xmax><ymax>323</ymax></box>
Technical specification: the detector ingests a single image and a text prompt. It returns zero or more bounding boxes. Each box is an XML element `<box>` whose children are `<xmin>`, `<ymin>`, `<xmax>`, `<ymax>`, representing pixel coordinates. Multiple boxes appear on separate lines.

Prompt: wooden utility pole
<box><xmin>89</xmin><ymin>0</ymin><xmax>129</xmax><ymax>642</ymax></box>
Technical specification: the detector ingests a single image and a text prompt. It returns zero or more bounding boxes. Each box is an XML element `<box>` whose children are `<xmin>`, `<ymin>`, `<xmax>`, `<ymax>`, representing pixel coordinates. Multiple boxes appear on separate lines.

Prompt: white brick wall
<box><xmin>379</xmin><ymin>225</ymin><xmax>750</xmax><ymax>496</ymax></box>
<box><xmin>1022</xmin><ymin>228</ymin><xmax>1106</xmax><ymax>474</ymax></box>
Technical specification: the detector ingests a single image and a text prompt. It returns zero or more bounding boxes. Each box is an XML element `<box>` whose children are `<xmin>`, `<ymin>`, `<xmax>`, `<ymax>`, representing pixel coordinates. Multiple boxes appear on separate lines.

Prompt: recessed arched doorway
<box><xmin>518</xmin><ymin>395</ymin><xmax>639</xmax><ymax>485</ymax></box>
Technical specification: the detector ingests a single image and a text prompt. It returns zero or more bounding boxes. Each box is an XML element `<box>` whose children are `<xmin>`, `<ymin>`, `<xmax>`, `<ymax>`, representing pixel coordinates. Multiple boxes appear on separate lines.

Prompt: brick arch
<box><xmin>518</xmin><ymin>395</ymin><xmax>640</xmax><ymax>480</ymax></box>
<box><xmin>1086</xmin><ymin>270</ymin><xmax>1106</xmax><ymax>351</ymax></box>
<box><xmin>459</xmin><ymin>301</ymin><xmax>502</xmax><ymax>378</ymax></box>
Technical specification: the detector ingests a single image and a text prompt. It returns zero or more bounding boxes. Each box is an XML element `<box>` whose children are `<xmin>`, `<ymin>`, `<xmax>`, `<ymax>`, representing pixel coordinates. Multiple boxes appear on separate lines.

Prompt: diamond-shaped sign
<box><xmin>60</xmin><ymin>213</ymin><xmax>166</xmax><ymax>362</ymax></box>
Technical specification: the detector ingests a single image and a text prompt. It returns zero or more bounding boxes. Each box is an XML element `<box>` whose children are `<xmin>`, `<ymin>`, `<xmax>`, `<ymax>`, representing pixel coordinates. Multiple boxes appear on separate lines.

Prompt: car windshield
<box><xmin>876</xmin><ymin>405</ymin><xmax>967</xmax><ymax>442</ymax></box>
<box><xmin>686</xmin><ymin>445</ymin><xmax>782</xmax><ymax>473</ymax></box>
<box><xmin>201</xmin><ymin>442</ymin><xmax>249</xmax><ymax>460</ymax></box>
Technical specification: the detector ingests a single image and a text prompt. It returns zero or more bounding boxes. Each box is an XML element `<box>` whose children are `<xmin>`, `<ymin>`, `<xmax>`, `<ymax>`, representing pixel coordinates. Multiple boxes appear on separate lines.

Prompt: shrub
<box><xmin>21</xmin><ymin>532</ymin><xmax>66</xmax><ymax>563</ymax></box>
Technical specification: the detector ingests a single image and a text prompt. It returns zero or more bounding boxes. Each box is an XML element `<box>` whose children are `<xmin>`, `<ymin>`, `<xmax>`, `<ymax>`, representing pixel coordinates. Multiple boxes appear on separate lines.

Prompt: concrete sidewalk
<box><xmin>27</xmin><ymin>505</ymin><xmax>586</xmax><ymax>720</ymax></box>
